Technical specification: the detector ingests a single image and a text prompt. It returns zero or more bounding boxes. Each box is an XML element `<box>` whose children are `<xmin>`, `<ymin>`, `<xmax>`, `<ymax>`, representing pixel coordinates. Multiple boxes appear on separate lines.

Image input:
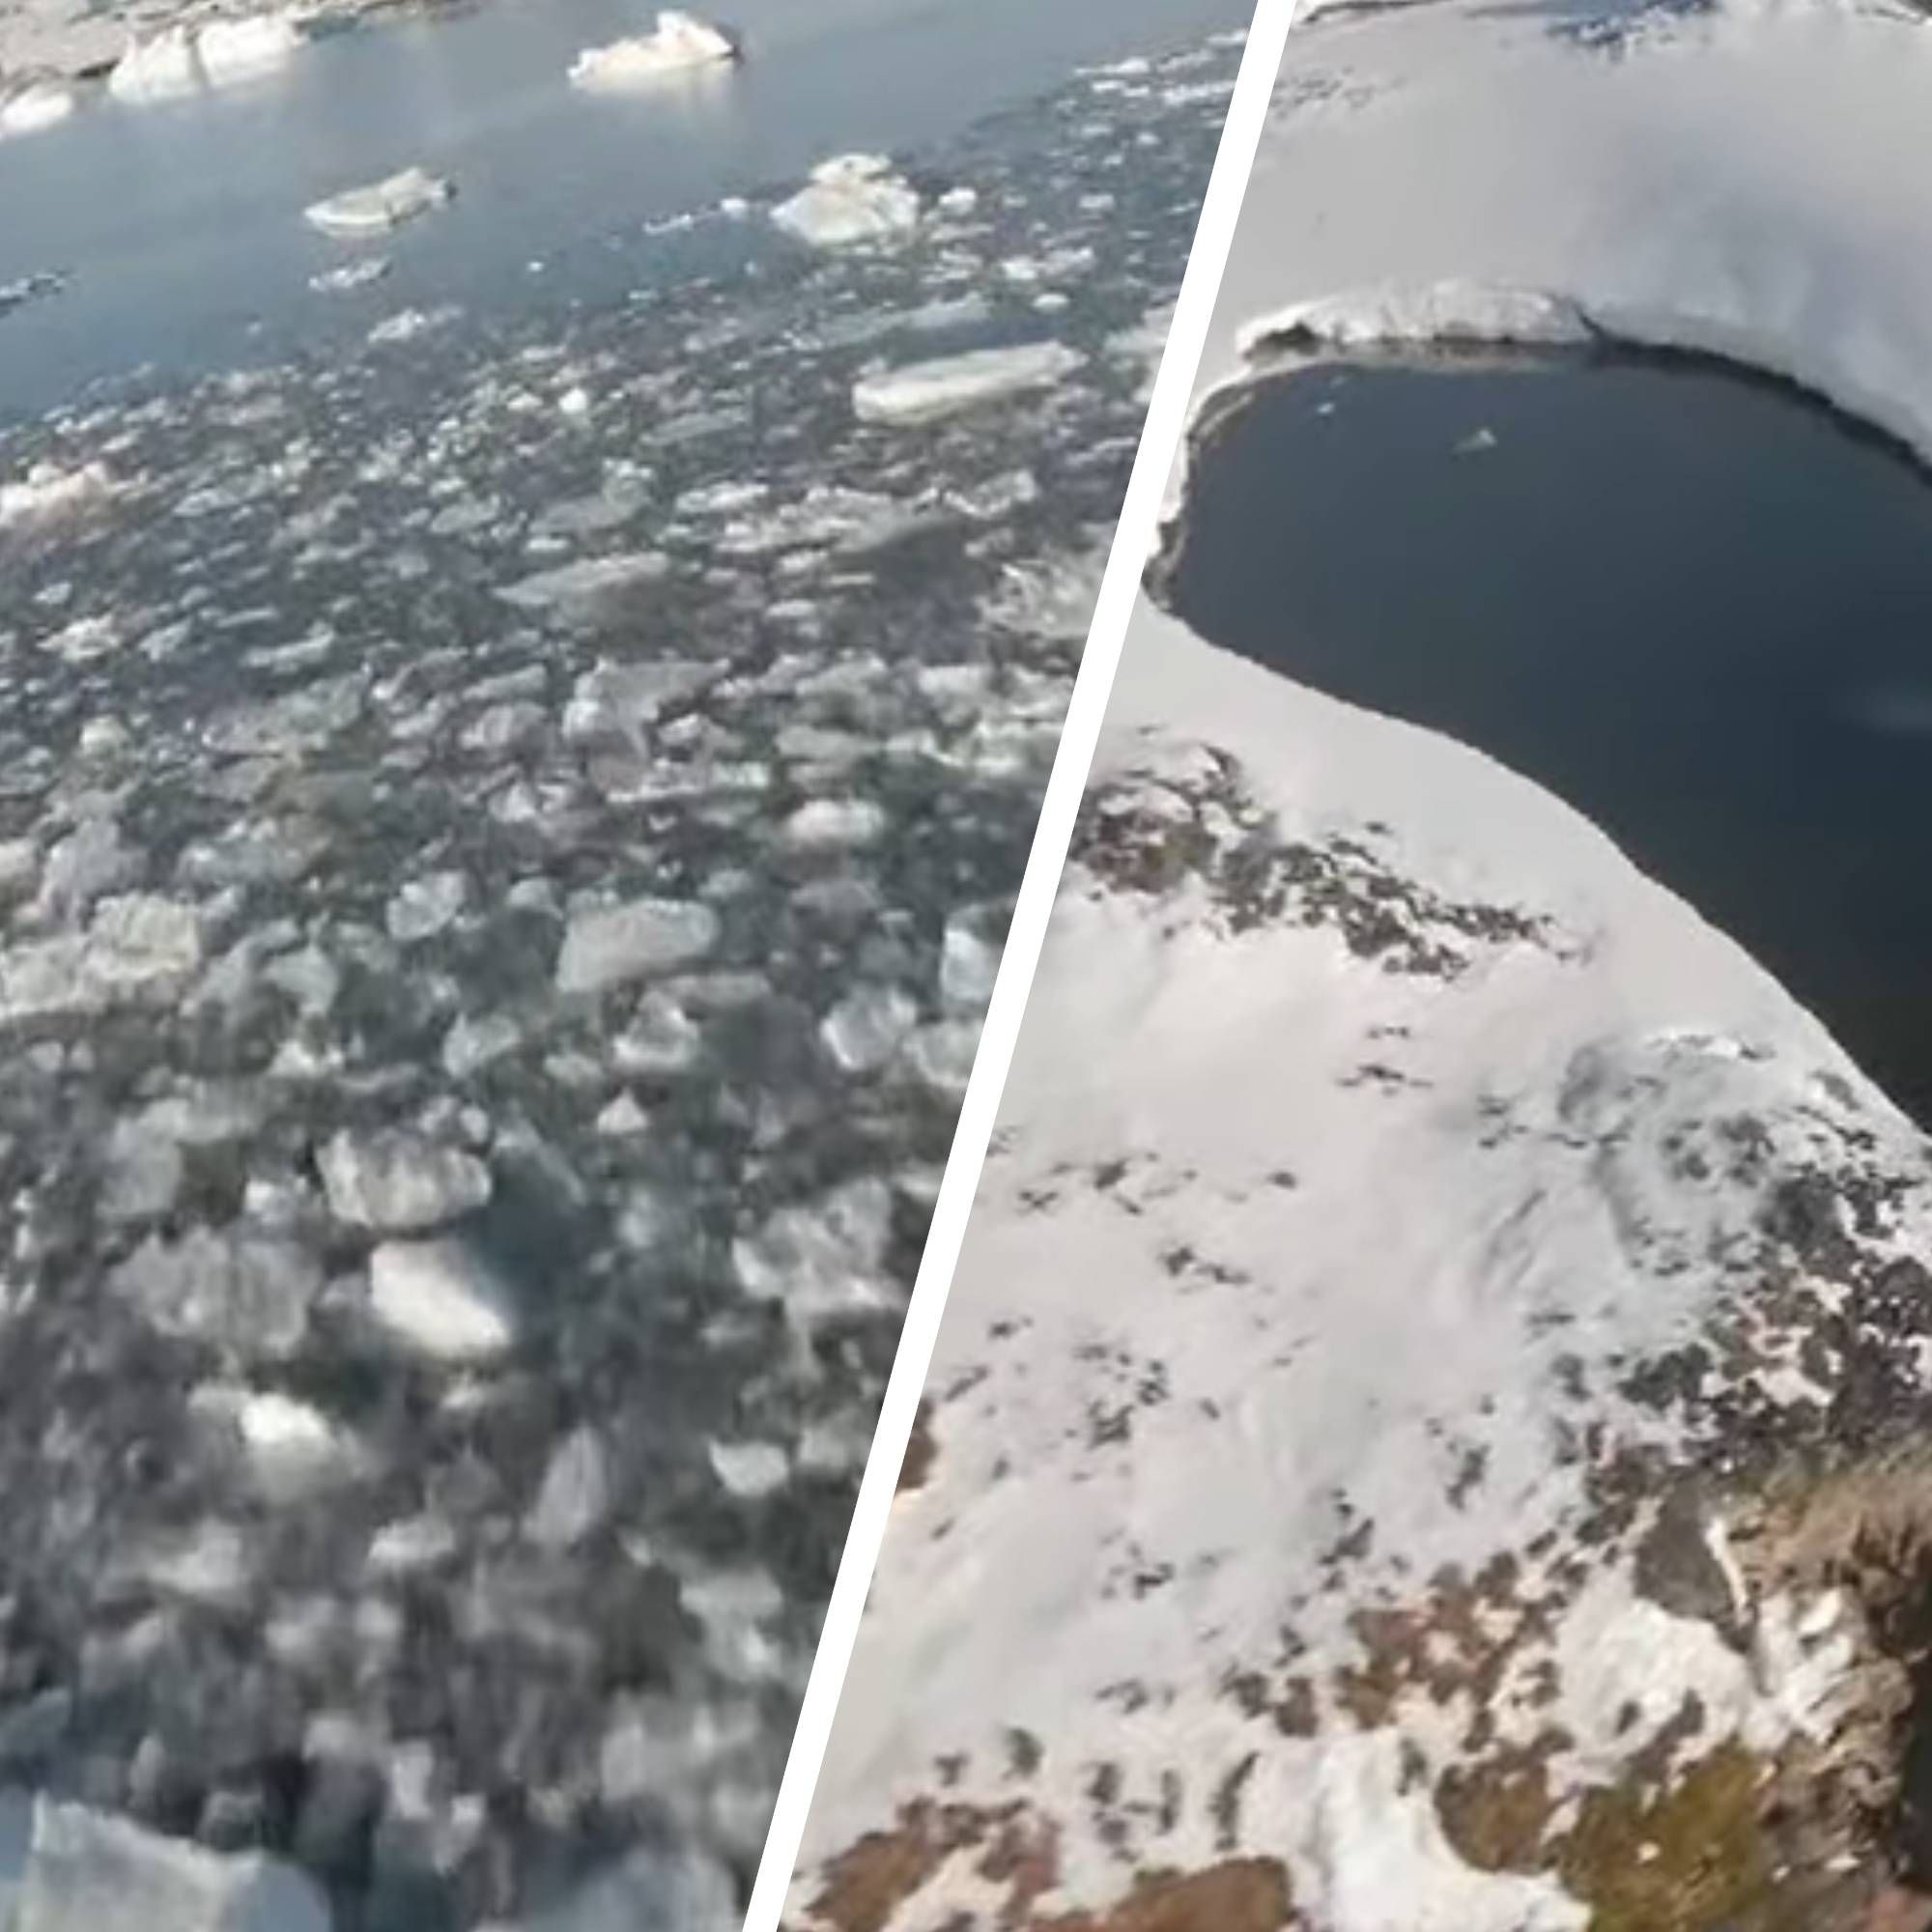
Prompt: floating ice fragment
<box><xmin>0</xmin><ymin>895</ymin><xmax>204</xmax><ymax>1022</ymax></box>
<box><xmin>497</xmin><ymin>551</ymin><xmax>669</xmax><ymax>613</ymax></box>
<box><xmin>192</xmin><ymin>1385</ymin><xmax>361</xmax><ymax>1497</ymax></box>
<box><xmin>708</xmin><ymin>1439</ymin><xmax>788</xmax><ymax>1499</ymax></box>
<box><xmin>108</xmin><ymin>1226</ymin><xmax>319</xmax><ymax>1356</ymax></box>
<box><xmin>902</xmin><ymin>1018</ymin><xmax>980</xmax><ymax>1100</ymax></box>
<box><xmin>733</xmin><ymin>1176</ymin><xmax>897</xmax><ymax>1322</ymax></box>
<box><xmin>308</xmin><ymin>257</ymin><xmax>389</xmax><ymax>295</ymax></box>
<box><xmin>935</xmin><ymin>185</ymin><xmax>978</xmax><ymax>215</ymax></box>
<box><xmin>820</xmin><ymin>983</ymin><xmax>919</xmax><ymax>1074</ymax></box>
<box><xmin>772</xmin><ymin>154</ymin><xmax>919</xmax><ymax>248</ymax></box>
<box><xmin>319</xmin><ymin>1128</ymin><xmax>492</xmax><ymax>1233</ymax></box>
<box><xmin>1455</xmin><ymin>425</ymin><xmax>1500</xmax><ymax>455</ymax></box>
<box><xmin>0</xmin><ymin>84</ymin><xmax>74</xmax><ymax>137</ymax></box>
<box><xmin>595</xmin><ymin>1092</ymin><xmax>651</xmax><ymax>1137</ymax></box>
<box><xmin>568</xmin><ymin>10</ymin><xmax>739</xmax><ymax>91</ymax></box>
<box><xmin>853</xmin><ymin>341</ymin><xmax>1086</xmax><ymax>426</ymax></box>
<box><xmin>384</xmin><ymin>868</ymin><xmax>468</xmax><ymax>944</ymax></box>
<box><xmin>366</xmin><ymin>1236</ymin><xmax>517</xmax><ymax>1362</ymax></box>
<box><xmin>940</xmin><ymin>908</ymin><xmax>1004</xmax><ymax>1011</ymax></box>
<box><xmin>0</xmin><ymin>463</ymin><xmax>112</xmax><ymax>529</ymax></box>
<box><xmin>366</xmin><ymin>1513</ymin><xmax>458</xmax><ymax>1577</ymax></box>
<box><xmin>441</xmin><ymin>1011</ymin><xmax>521</xmax><ymax>1081</ymax></box>
<box><xmin>557</xmin><ymin>385</ymin><xmax>591</xmax><ymax>417</ymax></box>
<box><xmin>782</xmin><ymin>797</ymin><xmax>887</xmax><ymax>849</ymax></box>
<box><xmin>526</xmin><ymin>1426</ymin><xmax>612</xmax><ymax>1548</ymax></box>
<box><xmin>108</xmin><ymin>27</ymin><xmax>200</xmax><ymax>102</ymax></box>
<box><xmin>555</xmin><ymin>896</ymin><xmax>721</xmax><ymax>995</ymax></box>
<box><xmin>305</xmin><ymin>165</ymin><xmax>453</xmax><ymax>238</ymax></box>
<box><xmin>197</xmin><ymin>13</ymin><xmax>302</xmax><ymax>87</ymax></box>
<box><xmin>369</xmin><ymin>303</ymin><xmax>460</xmax><ymax>344</ymax></box>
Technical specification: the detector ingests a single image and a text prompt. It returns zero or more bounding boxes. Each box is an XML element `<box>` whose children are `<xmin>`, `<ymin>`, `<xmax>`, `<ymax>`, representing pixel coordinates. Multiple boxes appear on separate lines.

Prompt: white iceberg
<box><xmin>196</xmin><ymin>12</ymin><xmax>303</xmax><ymax>87</ymax></box>
<box><xmin>568</xmin><ymin>9</ymin><xmax>740</xmax><ymax>91</ymax></box>
<box><xmin>304</xmin><ymin>164</ymin><xmax>454</xmax><ymax>238</ymax></box>
<box><xmin>106</xmin><ymin>28</ymin><xmax>200</xmax><ymax>103</ymax></box>
<box><xmin>772</xmin><ymin>154</ymin><xmax>919</xmax><ymax>249</ymax></box>
<box><xmin>0</xmin><ymin>83</ymin><xmax>74</xmax><ymax>138</ymax></box>
<box><xmin>851</xmin><ymin>341</ymin><xmax>1086</xmax><ymax>427</ymax></box>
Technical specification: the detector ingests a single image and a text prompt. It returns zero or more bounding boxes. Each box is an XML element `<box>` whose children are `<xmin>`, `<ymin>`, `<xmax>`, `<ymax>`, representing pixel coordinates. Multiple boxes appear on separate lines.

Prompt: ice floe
<box><xmin>304</xmin><ymin>165</ymin><xmax>454</xmax><ymax>238</ymax></box>
<box><xmin>772</xmin><ymin>154</ymin><xmax>920</xmax><ymax>249</ymax></box>
<box><xmin>367</xmin><ymin>1236</ymin><xmax>518</xmax><ymax>1360</ymax></box>
<box><xmin>852</xmin><ymin>340</ymin><xmax>1085</xmax><ymax>426</ymax></box>
<box><xmin>568</xmin><ymin>10</ymin><xmax>739</xmax><ymax>92</ymax></box>
<box><xmin>555</xmin><ymin>895</ymin><xmax>722</xmax><ymax>994</ymax></box>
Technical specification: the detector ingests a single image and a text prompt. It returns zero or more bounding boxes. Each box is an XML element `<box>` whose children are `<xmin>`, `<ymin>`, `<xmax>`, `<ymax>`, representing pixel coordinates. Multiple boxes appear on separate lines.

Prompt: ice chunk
<box><xmin>17</xmin><ymin>1795</ymin><xmax>329</xmax><ymax>1932</ymax></box>
<box><xmin>853</xmin><ymin>341</ymin><xmax>1086</xmax><ymax>426</ymax></box>
<box><xmin>319</xmin><ymin>1129</ymin><xmax>492</xmax><ymax>1233</ymax></box>
<box><xmin>782</xmin><ymin>798</ymin><xmax>886</xmax><ymax>849</ymax></box>
<box><xmin>732</xmin><ymin>1176</ymin><xmax>897</xmax><ymax>1321</ymax></box>
<box><xmin>555</xmin><ymin>897</ymin><xmax>721</xmax><ymax>995</ymax></box>
<box><xmin>191</xmin><ymin>1385</ymin><xmax>361</xmax><ymax>1497</ymax></box>
<box><xmin>384</xmin><ymin>868</ymin><xmax>468</xmax><ymax>944</ymax></box>
<box><xmin>197</xmin><ymin>13</ymin><xmax>301</xmax><ymax>87</ymax></box>
<box><xmin>708</xmin><ymin>1438</ymin><xmax>788</xmax><ymax>1499</ymax></box>
<box><xmin>940</xmin><ymin>907</ymin><xmax>1004</xmax><ymax>1011</ymax></box>
<box><xmin>305</xmin><ymin>165</ymin><xmax>453</xmax><ymax>238</ymax></box>
<box><xmin>35</xmin><ymin>815</ymin><xmax>138</xmax><ymax>923</ymax></box>
<box><xmin>441</xmin><ymin>1011</ymin><xmax>521</xmax><ymax>1080</ymax></box>
<box><xmin>0</xmin><ymin>85</ymin><xmax>74</xmax><ymax>137</ymax></box>
<box><xmin>0</xmin><ymin>895</ymin><xmax>204</xmax><ymax>1022</ymax></box>
<box><xmin>903</xmin><ymin>1018</ymin><xmax>980</xmax><ymax>1101</ymax></box>
<box><xmin>108</xmin><ymin>1227</ymin><xmax>320</xmax><ymax>1357</ymax></box>
<box><xmin>772</xmin><ymin>154</ymin><xmax>919</xmax><ymax>249</ymax></box>
<box><xmin>526</xmin><ymin>1426</ymin><xmax>612</xmax><ymax>1548</ymax></box>
<box><xmin>308</xmin><ymin>257</ymin><xmax>389</xmax><ymax>295</ymax></box>
<box><xmin>496</xmin><ymin>552</ymin><xmax>668</xmax><ymax>613</ymax></box>
<box><xmin>368</xmin><ymin>303</ymin><xmax>460</xmax><ymax>345</ymax></box>
<box><xmin>367</xmin><ymin>1236</ymin><xmax>517</xmax><ymax>1361</ymax></box>
<box><xmin>107</xmin><ymin>28</ymin><xmax>200</xmax><ymax>102</ymax></box>
<box><xmin>0</xmin><ymin>464</ymin><xmax>114</xmax><ymax>529</ymax></box>
<box><xmin>561</xmin><ymin>658</ymin><xmax>719</xmax><ymax>742</ymax></box>
<box><xmin>820</xmin><ymin>983</ymin><xmax>918</xmax><ymax>1074</ymax></box>
<box><xmin>366</xmin><ymin>1513</ymin><xmax>458</xmax><ymax>1577</ymax></box>
<box><xmin>569</xmin><ymin>11</ymin><xmax>739</xmax><ymax>91</ymax></box>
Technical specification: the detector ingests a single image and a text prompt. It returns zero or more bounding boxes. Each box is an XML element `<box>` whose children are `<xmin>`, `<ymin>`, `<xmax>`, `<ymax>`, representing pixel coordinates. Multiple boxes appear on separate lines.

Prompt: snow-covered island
<box><xmin>783</xmin><ymin>3</ymin><xmax>1932</xmax><ymax>1930</ymax></box>
<box><xmin>567</xmin><ymin>9</ymin><xmax>739</xmax><ymax>92</ymax></box>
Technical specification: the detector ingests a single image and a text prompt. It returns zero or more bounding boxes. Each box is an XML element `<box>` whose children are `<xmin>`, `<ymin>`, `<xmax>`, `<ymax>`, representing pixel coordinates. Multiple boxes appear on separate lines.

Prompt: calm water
<box><xmin>1167</xmin><ymin>355</ymin><xmax>1932</xmax><ymax>1122</ymax></box>
<box><xmin>0</xmin><ymin>0</ymin><xmax>1244</xmax><ymax>417</ymax></box>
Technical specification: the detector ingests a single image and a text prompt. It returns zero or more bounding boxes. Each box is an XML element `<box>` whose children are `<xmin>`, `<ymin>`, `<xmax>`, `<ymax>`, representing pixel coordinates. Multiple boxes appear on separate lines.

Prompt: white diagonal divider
<box><xmin>740</xmin><ymin>5</ymin><xmax>1300</xmax><ymax>1922</ymax></box>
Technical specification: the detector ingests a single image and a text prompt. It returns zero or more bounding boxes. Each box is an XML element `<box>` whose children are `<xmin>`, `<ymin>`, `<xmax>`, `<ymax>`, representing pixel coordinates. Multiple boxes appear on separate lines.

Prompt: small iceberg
<box><xmin>197</xmin><ymin>12</ymin><xmax>304</xmax><ymax>87</ymax></box>
<box><xmin>305</xmin><ymin>164</ymin><xmax>454</xmax><ymax>238</ymax></box>
<box><xmin>107</xmin><ymin>26</ymin><xmax>200</xmax><ymax>103</ymax></box>
<box><xmin>0</xmin><ymin>83</ymin><xmax>74</xmax><ymax>138</ymax></box>
<box><xmin>772</xmin><ymin>153</ymin><xmax>920</xmax><ymax>249</ymax></box>
<box><xmin>568</xmin><ymin>10</ymin><xmax>740</xmax><ymax>90</ymax></box>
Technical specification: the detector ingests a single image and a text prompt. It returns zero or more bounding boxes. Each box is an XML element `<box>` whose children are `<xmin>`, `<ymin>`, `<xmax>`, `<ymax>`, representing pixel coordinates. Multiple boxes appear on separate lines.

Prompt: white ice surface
<box><xmin>0</xmin><ymin>83</ymin><xmax>73</xmax><ymax>136</ymax></box>
<box><xmin>106</xmin><ymin>27</ymin><xmax>199</xmax><ymax>102</ymax></box>
<box><xmin>196</xmin><ymin>13</ymin><xmax>301</xmax><ymax>87</ymax></box>
<box><xmin>851</xmin><ymin>342</ymin><xmax>1086</xmax><ymax>427</ymax></box>
<box><xmin>304</xmin><ymin>165</ymin><xmax>454</xmax><ymax>238</ymax></box>
<box><xmin>793</xmin><ymin>3</ymin><xmax>1932</xmax><ymax>1924</ymax></box>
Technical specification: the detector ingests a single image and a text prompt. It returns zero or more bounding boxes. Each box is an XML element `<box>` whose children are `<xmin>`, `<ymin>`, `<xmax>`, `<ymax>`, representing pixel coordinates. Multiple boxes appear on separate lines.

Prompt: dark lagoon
<box><xmin>1166</xmin><ymin>354</ymin><xmax>1932</xmax><ymax>1122</ymax></box>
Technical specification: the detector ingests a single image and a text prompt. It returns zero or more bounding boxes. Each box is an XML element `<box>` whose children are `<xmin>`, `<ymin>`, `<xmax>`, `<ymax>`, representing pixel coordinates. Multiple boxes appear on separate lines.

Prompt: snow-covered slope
<box><xmin>786</xmin><ymin>3</ymin><xmax>1932</xmax><ymax>1928</ymax></box>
